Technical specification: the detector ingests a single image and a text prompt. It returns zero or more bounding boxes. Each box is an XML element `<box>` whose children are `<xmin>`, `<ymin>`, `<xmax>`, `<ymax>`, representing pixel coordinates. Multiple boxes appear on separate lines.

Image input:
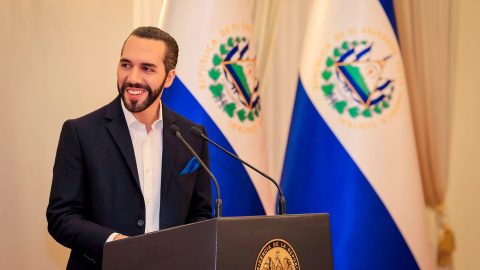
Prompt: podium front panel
<box><xmin>104</xmin><ymin>214</ymin><xmax>333</xmax><ymax>269</ymax></box>
<box><xmin>216</xmin><ymin>214</ymin><xmax>334</xmax><ymax>269</ymax></box>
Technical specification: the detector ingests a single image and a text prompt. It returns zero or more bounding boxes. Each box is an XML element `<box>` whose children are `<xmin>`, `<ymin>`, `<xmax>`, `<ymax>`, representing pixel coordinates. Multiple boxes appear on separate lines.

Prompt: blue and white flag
<box><xmin>281</xmin><ymin>0</ymin><xmax>435</xmax><ymax>269</ymax></box>
<box><xmin>160</xmin><ymin>0</ymin><xmax>276</xmax><ymax>216</ymax></box>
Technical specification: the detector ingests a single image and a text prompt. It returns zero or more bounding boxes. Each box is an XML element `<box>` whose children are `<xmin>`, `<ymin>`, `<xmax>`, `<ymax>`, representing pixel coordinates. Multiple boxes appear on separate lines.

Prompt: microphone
<box><xmin>190</xmin><ymin>126</ymin><xmax>286</xmax><ymax>215</ymax></box>
<box><xmin>170</xmin><ymin>125</ymin><xmax>222</xmax><ymax>218</ymax></box>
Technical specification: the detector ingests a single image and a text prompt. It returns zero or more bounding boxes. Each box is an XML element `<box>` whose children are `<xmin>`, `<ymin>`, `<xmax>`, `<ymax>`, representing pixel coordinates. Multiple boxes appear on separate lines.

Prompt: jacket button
<box><xmin>137</xmin><ymin>220</ymin><xmax>145</xmax><ymax>227</ymax></box>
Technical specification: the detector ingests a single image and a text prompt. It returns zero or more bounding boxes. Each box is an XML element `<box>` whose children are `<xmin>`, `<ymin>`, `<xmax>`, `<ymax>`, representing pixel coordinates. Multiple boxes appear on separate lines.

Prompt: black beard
<box><xmin>117</xmin><ymin>76</ymin><xmax>167</xmax><ymax>113</ymax></box>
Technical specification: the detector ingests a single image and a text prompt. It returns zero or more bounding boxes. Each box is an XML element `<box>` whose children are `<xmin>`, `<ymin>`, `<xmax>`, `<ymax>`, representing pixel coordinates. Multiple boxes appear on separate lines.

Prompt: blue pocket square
<box><xmin>180</xmin><ymin>157</ymin><xmax>200</xmax><ymax>175</ymax></box>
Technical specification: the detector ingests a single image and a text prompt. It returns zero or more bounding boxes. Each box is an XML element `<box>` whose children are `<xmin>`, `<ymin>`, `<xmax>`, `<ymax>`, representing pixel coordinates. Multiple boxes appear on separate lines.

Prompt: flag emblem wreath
<box><xmin>207</xmin><ymin>36</ymin><xmax>261</xmax><ymax>123</ymax></box>
<box><xmin>319</xmin><ymin>38</ymin><xmax>397</xmax><ymax>119</ymax></box>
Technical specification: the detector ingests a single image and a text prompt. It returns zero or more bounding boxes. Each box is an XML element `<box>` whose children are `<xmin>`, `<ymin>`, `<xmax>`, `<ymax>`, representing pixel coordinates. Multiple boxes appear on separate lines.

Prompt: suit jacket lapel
<box><xmin>105</xmin><ymin>96</ymin><xmax>141</xmax><ymax>189</ymax></box>
<box><xmin>160</xmin><ymin>101</ymin><xmax>179</xmax><ymax>220</ymax></box>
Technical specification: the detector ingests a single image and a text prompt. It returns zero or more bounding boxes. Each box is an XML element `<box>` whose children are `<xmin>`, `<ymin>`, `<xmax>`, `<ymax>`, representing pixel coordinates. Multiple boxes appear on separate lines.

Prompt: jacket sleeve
<box><xmin>46</xmin><ymin>120</ymin><xmax>115</xmax><ymax>262</ymax></box>
<box><xmin>185</xmin><ymin>125</ymin><xmax>214</xmax><ymax>223</ymax></box>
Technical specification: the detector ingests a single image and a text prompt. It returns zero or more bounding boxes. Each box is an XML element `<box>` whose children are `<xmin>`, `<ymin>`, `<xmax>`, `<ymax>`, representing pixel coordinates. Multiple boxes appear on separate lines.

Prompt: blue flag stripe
<box><xmin>163</xmin><ymin>77</ymin><xmax>265</xmax><ymax>216</ymax></box>
<box><xmin>280</xmin><ymin>78</ymin><xmax>418</xmax><ymax>269</ymax></box>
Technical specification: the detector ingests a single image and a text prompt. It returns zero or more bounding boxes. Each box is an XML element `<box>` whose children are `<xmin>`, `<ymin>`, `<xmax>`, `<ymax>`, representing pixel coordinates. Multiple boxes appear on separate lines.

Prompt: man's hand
<box><xmin>113</xmin><ymin>234</ymin><xmax>129</xmax><ymax>241</ymax></box>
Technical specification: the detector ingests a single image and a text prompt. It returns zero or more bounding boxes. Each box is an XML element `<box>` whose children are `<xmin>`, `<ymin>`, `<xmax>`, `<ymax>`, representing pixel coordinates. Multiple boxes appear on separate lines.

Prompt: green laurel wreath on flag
<box><xmin>208</xmin><ymin>36</ymin><xmax>261</xmax><ymax>122</ymax></box>
<box><xmin>321</xmin><ymin>40</ymin><xmax>394</xmax><ymax>118</ymax></box>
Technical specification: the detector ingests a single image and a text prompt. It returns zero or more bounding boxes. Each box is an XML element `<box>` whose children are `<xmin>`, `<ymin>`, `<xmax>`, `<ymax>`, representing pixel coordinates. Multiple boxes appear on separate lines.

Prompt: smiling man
<box><xmin>47</xmin><ymin>27</ymin><xmax>213</xmax><ymax>270</ymax></box>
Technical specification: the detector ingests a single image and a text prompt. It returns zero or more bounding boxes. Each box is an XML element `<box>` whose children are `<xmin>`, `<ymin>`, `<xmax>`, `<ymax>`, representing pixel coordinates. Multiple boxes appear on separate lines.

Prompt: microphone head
<box><xmin>190</xmin><ymin>126</ymin><xmax>203</xmax><ymax>137</ymax></box>
<box><xmin>169</xmin><ymin>125</ymin><xmax>180</xmax><ymax>135</ymax></box>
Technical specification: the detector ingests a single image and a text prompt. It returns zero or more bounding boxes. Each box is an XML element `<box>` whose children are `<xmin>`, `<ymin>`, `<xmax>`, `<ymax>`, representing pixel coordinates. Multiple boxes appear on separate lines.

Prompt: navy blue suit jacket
<box><xmin>46</xmin><ymin>96</ymin><xmax>212</xmax><ymax>269</ymax></box>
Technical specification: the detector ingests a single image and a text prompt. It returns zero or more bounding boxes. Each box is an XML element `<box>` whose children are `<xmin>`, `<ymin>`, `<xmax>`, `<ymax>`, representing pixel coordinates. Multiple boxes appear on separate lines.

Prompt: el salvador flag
<box><xmin>281</xmin><ymin>0</ymin><xmax>435</xmax><ymax>269</ymax></box>
<box><xmin>159</xmin><ymin>0</ymin><xmax>277</xmax><ymax>216</ymax></box>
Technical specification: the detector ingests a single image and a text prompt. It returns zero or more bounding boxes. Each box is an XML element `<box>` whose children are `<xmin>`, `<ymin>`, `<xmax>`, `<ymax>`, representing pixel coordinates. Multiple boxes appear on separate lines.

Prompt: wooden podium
<box><xmin>103</xmin><ymin>213</ymin><xmax>333</xmax><ymax>269</ymax></box>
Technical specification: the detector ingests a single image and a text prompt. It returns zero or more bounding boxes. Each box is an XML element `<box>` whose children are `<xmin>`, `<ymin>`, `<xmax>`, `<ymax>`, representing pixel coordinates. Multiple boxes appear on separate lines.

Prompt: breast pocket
<box><xmin>175</xmin><ymin>170</ymin><xmax>198</xmax><ymax>184</ymax></box>
<box><xmin>174</xmin><ymin>170</ymin><xmax>198</xmax><ymax>213</ymax></box>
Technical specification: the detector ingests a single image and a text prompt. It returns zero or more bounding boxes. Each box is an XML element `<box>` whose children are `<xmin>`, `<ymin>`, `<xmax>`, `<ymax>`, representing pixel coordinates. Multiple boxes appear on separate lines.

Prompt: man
<box><xmin>47</xmin><ymin>26</ymin><xmax>213</xmax><ymax>269</ymax></box>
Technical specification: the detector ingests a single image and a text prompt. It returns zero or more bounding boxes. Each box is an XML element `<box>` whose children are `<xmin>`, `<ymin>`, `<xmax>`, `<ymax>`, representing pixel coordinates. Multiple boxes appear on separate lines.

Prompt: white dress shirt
<box><xmin>106</xmin><ymin>100</ymin><xmax>163</xmax><ymax>242</ymax></box>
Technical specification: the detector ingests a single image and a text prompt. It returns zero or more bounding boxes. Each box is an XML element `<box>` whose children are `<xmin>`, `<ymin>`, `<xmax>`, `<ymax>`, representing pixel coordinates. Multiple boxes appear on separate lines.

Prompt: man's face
<box><xmin>117</xmin><ymin>36</ymin><xmax>175</xmax><ymax>113</ymax></box>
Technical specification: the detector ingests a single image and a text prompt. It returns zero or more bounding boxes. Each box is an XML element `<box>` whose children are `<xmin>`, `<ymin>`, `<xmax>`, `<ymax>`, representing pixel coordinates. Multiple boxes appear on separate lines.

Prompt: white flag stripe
<box><xmin>160</xmin><ymin>0</ymin><xmax>276</xmax><ymax>215</ymax></box>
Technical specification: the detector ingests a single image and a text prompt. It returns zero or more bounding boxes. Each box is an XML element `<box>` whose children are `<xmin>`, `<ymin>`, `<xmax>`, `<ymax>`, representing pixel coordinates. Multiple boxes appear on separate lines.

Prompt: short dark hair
<box><xmin>121</xmin><ymin>26</ymin><xmax>179</xmax><ymax>72</ymax></box>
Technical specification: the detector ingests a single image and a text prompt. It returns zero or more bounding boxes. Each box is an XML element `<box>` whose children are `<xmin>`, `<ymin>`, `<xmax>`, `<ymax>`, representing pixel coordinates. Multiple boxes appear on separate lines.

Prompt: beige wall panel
<box><xmin>0</xmin><ymin>0</ymin><xmax>132</xmax><ymax>269</ymax></box>
<box><xmin>447</xmin><ymin>0</ymin><xmax>480</xmax><ymax>268</ymax></box>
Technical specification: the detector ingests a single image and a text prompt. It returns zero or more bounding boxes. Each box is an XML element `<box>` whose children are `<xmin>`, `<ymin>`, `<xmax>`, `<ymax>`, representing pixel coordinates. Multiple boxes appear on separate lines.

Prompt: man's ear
<box><xmin>164</xmin><ymin>69</ymin><xmax>176</xmax><ymax>88</ymax></box>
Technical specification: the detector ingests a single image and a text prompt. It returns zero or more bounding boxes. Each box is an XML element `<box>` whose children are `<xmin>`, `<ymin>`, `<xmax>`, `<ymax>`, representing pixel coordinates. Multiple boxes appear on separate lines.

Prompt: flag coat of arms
<box><xmin>160</xmin><ymin>0</ymin><xmax>276</xmax><ymax>216</ymax></box>
<box><xmin>281</xmin><ymin>0</ymin><xmax>435</xmax><ymax>269</ymax></box>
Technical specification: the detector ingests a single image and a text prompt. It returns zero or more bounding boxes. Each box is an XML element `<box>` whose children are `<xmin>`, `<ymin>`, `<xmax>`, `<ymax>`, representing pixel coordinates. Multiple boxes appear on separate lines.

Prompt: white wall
<box><xmin>0</xmin><ymin>1</ymin><xmax>132</xmax><ymax>268</ymax></box>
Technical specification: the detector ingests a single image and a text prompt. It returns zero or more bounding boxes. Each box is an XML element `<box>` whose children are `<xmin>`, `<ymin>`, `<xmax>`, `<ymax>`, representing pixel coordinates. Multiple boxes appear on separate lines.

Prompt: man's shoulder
<box><xmin>169</xmin><ymin>109</ymin><xmax>197</xmax><ymax>126</ymax></box>
<box><xmin>163</xmin><ymin>103</ymin><xmax>205</xmax><ymax>131</ymax></box>
<box><xmin>67</xmin><ymin>97</ymin><xmax>120</xmax><ymax>128</ymax></box>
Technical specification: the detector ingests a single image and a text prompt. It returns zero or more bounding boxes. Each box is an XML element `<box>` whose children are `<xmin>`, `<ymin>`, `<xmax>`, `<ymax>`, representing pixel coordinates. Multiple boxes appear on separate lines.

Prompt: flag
<box><xmin>159</xmin><ymin>0</ymin><xmax>276</xmax><ymax>216</ymax></box>
<box><xmin>281</xmin><ymin>0</ymin><xmax>435</xmax><ymax>269</ymax></box>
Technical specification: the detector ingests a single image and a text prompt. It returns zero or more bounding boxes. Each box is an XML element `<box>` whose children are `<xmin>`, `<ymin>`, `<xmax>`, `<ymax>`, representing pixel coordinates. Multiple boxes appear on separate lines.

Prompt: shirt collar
<box><xmin>120</xmin><ymin>98</ymin><xmax>163</xmax><ymax>129</ymax></box>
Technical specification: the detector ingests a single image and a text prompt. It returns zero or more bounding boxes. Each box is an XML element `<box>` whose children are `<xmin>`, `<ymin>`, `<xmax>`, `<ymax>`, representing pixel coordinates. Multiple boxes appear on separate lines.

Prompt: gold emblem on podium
<box><xmin>255</xmin><ymin>239</ymin><xmax>300</xmax><ymax>270</ymax></box>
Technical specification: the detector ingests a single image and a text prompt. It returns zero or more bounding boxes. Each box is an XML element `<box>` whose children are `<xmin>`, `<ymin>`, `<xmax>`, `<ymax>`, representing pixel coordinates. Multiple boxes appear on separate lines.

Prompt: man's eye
<box><xmin>142</xmin><ymin>67</ymin><xmax>153</xmax><ymax>72</ymax></box>
<box><xmin>121</xmin><ymin>63</ymin><xmax>131</xmax><ymax>68</ymax></box>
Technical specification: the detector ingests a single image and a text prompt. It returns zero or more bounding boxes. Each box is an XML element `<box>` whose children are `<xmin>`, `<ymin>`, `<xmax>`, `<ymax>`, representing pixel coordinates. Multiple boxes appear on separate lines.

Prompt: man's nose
<box><xmin>128</xmin><ymin>67</ymin><xmax>142</xmax><ymax>84</ymax></box>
